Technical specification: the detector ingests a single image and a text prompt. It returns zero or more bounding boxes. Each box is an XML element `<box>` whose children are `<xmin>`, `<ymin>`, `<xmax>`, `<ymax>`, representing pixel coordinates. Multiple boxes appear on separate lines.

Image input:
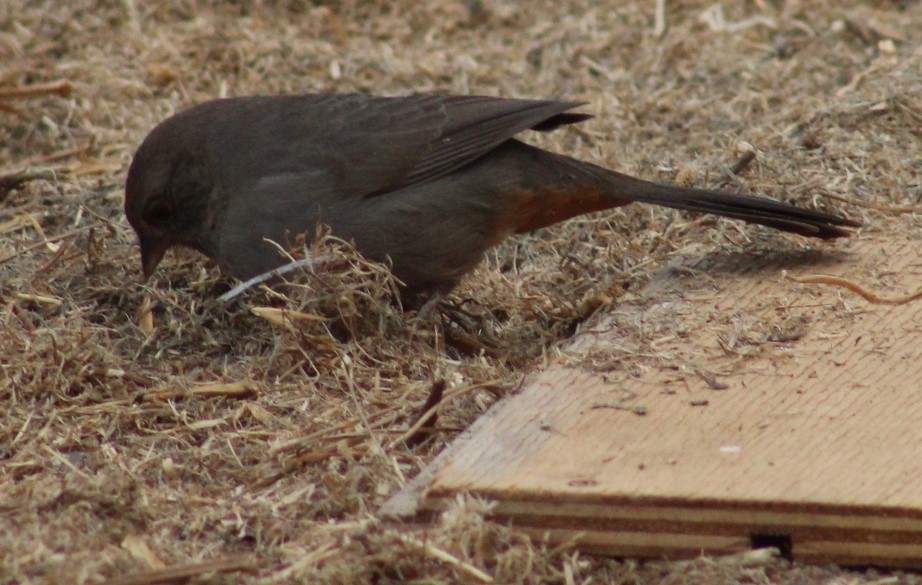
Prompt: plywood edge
<box><xmin>410</xmin><ymin>495</ymin><xmax>922</xmax><ymax>566</ymax></box>
<box><xmin>514</xmin><ymin>527</ymin><xmax>922</xmax><ymax>568</ymax></box>
<box><xmin>418</xmin><ymin>496</ymin><xmax>922</xmax><ymax>532</ymax></box>
<box><xmin>514</xmin><ymin>526</ymin><xmax>750</xmax><ymax>558</ymax></box>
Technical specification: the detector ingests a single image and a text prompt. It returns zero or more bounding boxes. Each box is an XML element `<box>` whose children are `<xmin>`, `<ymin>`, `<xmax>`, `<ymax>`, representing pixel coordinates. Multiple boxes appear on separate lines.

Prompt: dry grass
<box><xmin>1</xmin><ymin>0</ymin><xmax>921</xmax><ymax>583</ymax></box>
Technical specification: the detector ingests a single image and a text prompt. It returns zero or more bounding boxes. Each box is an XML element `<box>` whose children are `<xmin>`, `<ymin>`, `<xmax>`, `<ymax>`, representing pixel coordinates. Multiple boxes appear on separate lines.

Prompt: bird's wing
<box><xmin>207</xmin><ymin>94</ymin><xmax>589</xmax><ymax>200</ymax></box>
<box><xmin>386</xmin><ymin>95</ymin><xmax>590</xmax><ymax>191</ymax></box>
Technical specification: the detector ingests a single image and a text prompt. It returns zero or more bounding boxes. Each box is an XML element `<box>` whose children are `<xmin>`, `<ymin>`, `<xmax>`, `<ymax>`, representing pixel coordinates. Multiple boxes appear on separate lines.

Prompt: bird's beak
<box><xmin>140</xmin><ymin>236</ymin><xmax>168</xmax><ymax>281</ymax></box>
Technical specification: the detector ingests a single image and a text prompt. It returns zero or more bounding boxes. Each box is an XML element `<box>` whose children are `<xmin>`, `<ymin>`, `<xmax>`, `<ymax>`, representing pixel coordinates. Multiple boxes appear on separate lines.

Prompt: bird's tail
<box><xmin>608</xmin><ymin>169</ymin><xmax>860</xmax><ymax>239</ymax></box>
<box><xmin>502</xmin><ymin>142</ymin><xmax>860</xmax><ymax>238</ymax></box>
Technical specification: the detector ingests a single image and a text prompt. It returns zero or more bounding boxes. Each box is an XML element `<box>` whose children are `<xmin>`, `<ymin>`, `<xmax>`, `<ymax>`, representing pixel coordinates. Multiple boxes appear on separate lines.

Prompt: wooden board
<box><xmin>383</xmin><ymin>229</ymin><xmax>922</xmax><ymax>567</ymax></box>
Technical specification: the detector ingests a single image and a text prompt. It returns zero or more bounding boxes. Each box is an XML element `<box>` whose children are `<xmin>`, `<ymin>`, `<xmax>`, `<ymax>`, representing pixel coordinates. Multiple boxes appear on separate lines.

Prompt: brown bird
<box><xmin>125</xmin><ymin>94</ymin><xmax>859</xmax><ymax>301</ymax></box>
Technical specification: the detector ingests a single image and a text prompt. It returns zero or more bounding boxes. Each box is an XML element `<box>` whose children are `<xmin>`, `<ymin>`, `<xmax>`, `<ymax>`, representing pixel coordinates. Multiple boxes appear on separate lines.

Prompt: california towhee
<box><xmin>125</xmin><ymin>94</ymin><xmax>859</xmax><ymax>299</ymax></box>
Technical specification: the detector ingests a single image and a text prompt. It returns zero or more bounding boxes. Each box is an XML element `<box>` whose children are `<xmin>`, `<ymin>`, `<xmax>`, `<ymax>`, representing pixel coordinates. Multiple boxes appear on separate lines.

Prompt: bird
<box><xmin>125</xmin><ymin>94</ymin><xmax>859</xmax><ymax>302</ymax></box>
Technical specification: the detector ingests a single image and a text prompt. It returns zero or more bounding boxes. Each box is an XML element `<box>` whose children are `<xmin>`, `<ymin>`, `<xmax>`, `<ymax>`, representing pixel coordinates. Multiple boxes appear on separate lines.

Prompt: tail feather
<box><xmin>610</xmin><ymin>171</ymin><xmax>860</xmax><ymax>239</ymax></box>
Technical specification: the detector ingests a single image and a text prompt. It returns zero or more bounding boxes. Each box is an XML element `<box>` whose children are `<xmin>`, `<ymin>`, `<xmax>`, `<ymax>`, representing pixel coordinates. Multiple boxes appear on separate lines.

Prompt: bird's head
<box><xmin>124</xmin><ymin>120</ymin><xmax>215</xmax><ymax>280</ymax></box>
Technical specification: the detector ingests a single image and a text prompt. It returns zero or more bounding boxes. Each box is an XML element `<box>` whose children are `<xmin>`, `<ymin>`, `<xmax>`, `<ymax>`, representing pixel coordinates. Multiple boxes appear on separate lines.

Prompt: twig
<box><xmin>0</xmin><ymin>225</ymin><xmax>93</xmax><ymax>265</ymax></box>
<box><xmin>403</xmin><ymin>379</ymin><xmax>445</xmax><ymax>447</ymax></box>
<box><xmin>142</xmin><ymin>381</ymin><xmax>259</xmax><ymax>402</ymax></box>
<box><xmin>715</xmin><ymin>546</ymin><xmax>781</xmax><ymax>566</ymax></box>
<box><xmin>653</xmin><ymin>0</ymin><xmax>666</xmax><ymax>37</ymax></box>
<box><xmin>218</xmin><ymin>255</ymin><xmax>334</xmax><ymax>302</ymax></box>
<box><xmin>0</xmin><ymin>80</ymin><xmax>72</xmax><ymax>100</ymax></box>
<box><xmin>283</xmin><ymin>444</ymin><xmax>374</xmax><ymax>469</ymax></box>
<box><xmin>268</xmin><ymin>542</ymin><xmax>340</xmax><ymax>581</ymax></box>
<box><xmin>836</xmin><ymin>61</ymin><xmax>882</xmax><ymax>97</ymax></box>
<box><xmin>121</xmin><ymin>0</ymin><xmax>142</xmax><ymax>33</ymax></box>
<box><xmin>647</xmin><ymin>547</ymin><xmax>780</xmax><ymax>570</ymax></box>
<box><xmin>26</xmin><ymin>144</ymin><xmax>91</xmax><ymax>165</ymax></box>
<box><xmin>389</xmin><ymin>381</ymin><xmax>501</xmax><ymax>448</ymax></box>
<box><xmin>392</xmin><ymin>532</ymin><xmax>494</xmax><ymax>583</ymax></box>
<box><xmin>817</xmin><ymin>190</ymin><xmax>922</xmax><ymax>214</ymax></box>
<box><xmin>15</xmin><ymin>293</ymin><xmax>63</xmax><ymax>306</ymax></box>
<box><xmin>694</xmin><ymin>368</ymin><xmax>729</xmax><ymax>390</ymax></box>
<box><xmin>784</xmin><ymin>272</ymin><xmax>922</xmax><ymax>305</ymax></box>
<box><xmin>251</xmin><ymin>306</ymin><xmax>331</xmax><ymax>329</ymax></box>
<box><xmin>0</xmin><ymin>103</ymin><xmax>23</xmax><ymax>116</ymax></box>
<box><xmin>105</xmin><ymin>556</ymin><xmax>257</xmax><ymax>585</ymax></box>
<box><xmin>0</xmin><ymin>168</ymin><xmax>59</xmax><ymax>202</ymax></box>
<box><xmin>269</xmin><ymin>409</ymin><xmax>401</xmax><ymax>455</ymax></box>
<box><xmin>717</xmin><ymin>150</ymin><xmax>756</xmax><ymax>188</ymax></box>
<box><xmin>728</xmin><ymin>150</ymin><xmax>756</xmax><ymax>176</ymax></box>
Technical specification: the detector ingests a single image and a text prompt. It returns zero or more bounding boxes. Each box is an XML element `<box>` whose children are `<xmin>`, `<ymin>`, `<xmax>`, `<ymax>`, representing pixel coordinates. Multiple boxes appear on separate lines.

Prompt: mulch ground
<box><xmin>1</xmin><ymin>1</ymin><xmax>920</xmax><ymax>583</ymax></box>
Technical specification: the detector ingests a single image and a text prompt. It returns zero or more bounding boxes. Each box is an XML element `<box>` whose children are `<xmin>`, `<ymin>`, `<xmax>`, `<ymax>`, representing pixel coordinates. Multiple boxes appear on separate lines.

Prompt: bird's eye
<box><xmin>143</xmin><ymin>199</ymin><xmax>176</xmax><ymax>226</ymax></box>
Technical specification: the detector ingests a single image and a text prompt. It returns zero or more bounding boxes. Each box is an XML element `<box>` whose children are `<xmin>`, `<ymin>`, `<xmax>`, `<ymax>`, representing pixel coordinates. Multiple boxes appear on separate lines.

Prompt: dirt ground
<box><xmin>1</xmin><ymin>0</ymin><xmax>920</xmax><ymax>583</ymax></box>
